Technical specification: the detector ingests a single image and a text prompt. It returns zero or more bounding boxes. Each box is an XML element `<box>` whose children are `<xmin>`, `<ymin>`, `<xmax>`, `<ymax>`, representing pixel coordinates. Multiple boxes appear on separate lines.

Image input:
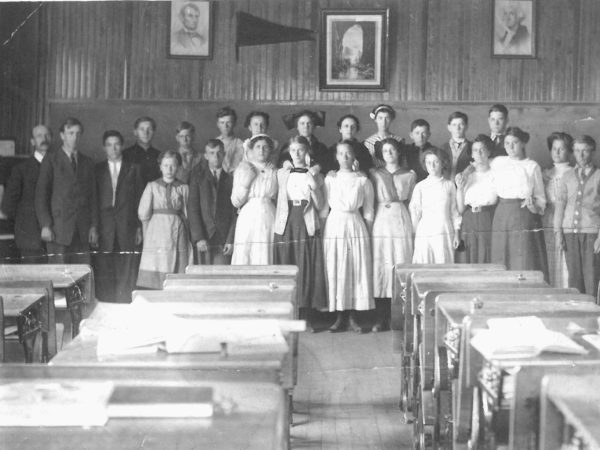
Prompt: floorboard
<box><xmin>292</xmin><ymin>329</ymin><xmax>413</xmax><ymax>449</ymax></box>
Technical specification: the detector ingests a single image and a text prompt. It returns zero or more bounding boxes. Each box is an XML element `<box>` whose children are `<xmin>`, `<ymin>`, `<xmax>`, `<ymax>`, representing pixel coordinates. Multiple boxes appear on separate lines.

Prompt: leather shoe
<box><xmin>372</xmin><ymin>320</ymin><xmax>390</xmax><ymax>333</ymax></box>
<box><xmin>328</xmin><ymin>315</ymin><xmax>346</xmax><ymax>332</ymax></box>
<box><xmin>348</xmin><ymin>316</ymin><xmax>364</xmax><ymax>334</ymax></box>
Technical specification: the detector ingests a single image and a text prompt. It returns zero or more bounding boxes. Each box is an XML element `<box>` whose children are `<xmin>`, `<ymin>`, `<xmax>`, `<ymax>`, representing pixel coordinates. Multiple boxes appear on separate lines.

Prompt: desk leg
<box><xmin>21</xmin><ymin>333</ymin><xmax>36</xmax><ymax>363</ymax></box>
<box><xmin>66</xmin><ymin>285</ymin><xmax>84</xmax><ymax>338</ymax></box>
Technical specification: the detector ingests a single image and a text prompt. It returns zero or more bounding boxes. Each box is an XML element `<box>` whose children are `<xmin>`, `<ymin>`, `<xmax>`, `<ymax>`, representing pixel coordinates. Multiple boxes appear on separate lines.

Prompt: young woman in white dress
<box><xmin>323</xmin><ymin>140</ymin><xmax>375</xmax><ymax>333</ymax></box>
<box><xmin>410</xmin><ymin>147</ymin><xmax>461</xmax><ymax>263</ymax></box>
<box><xmin>542</xmin><ymin>132</ymin><xmax>573</xmax><ymax>287</ymax></box>
<box><xmin>370</xmin><ymin>138</ymin><xmax>416</xmax><ymax>331</ymax></box>
<box><xmin>230</xmin><ymin>134</ymin><xmax>278</xmax><ymax>264</ymax></box>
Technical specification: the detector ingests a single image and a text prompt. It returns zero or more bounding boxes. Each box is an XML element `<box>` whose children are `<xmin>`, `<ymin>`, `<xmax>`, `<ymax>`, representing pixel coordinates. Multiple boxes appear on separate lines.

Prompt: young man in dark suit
<box><xmin>92</xmin><ymin>130</ymin><xmax>144</xmax><ymax>302</ymax></box>
<box><xmin>188</xmin><ymin>139</ymin><xmax>237</xmax><ymax>264</ymax></box>
<box><xmin>123</xmin><ymin>116</ymin><xmax>161</xmax><ymax>186</ymax></box>
<box><xmin>1</xmin><ymin>125</ymin><xmax>51</xmax><ymax>263</ymax></box>
<box><xmin>487</xmin><ymin>104</ymin><xmax>509</xmax><ymax>158</ymax></box>
<box><xmin>35</xmin><ymin>117</ymin><xmax>97</xmax><ymax>264</ymax></box>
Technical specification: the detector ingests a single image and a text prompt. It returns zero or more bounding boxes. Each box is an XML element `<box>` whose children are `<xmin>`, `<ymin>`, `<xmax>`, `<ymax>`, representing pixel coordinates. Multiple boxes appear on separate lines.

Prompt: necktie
<box><xmin>110</xmin><ymin>162</ymin><xmax>119</xmax><ymax>206</ymax></box>
<box><xmin>70</xmin><ymin>153</ymin><xmax>77</xmax><ymax>173</ymax></box>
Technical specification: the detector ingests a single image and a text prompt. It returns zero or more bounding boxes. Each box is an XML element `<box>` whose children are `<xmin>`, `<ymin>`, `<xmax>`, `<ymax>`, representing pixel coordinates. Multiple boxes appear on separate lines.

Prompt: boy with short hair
<box><xmin>487</xmin><ymin>104</ymin><xmax>509</xmax><ymax>157</ymax></box>
<box><xmin>93</xmin><ymin>130</ymin><xmax>144</xmax><ymax>302</ymax></box>
<box><xmin>215</xmin><ymin>106</ymin><xmax>245</xmax><ymax>173</ymax></box>
<box><xmin>123</xmin><ymin>116</ymin><xmax>161</xmax><ymax>185</ymax></box>
<box><xmin>554</xmin><ymin>135</ymin><xmax>600</xmax><ymax>295</ymax></box>
<box><xmin>188</xmin><ymin>139</ymin><xmax>237</xmax><ymax>265</ymax></box>
<box><xmin>174</xmin><ymin>121</ymin><xmax>202</xmax><ymax>184</ymax></box>
<box><xmin>405</xmin><ymin>119</ymin><xmax>434</xmax><ymax>182</ymax></box>
<box><xmin>441</xmin><ymin>111</ymin><xmax>472</xmax><ymax>180</ymax></box>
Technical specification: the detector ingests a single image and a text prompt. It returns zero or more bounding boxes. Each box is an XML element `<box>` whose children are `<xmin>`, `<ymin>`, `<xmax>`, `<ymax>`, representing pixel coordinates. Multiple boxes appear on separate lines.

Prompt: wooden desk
<box><xmin>0</xmin><ymin>264</ymin><xmax>94</xmax><ymax>338</ymax></box>
<box><xmin>2</xmin><ymin>292</ymin><xmax>47</xmax><ymax>362</ymax></box>
<box><xmin>407</xmin><ymin>271</ymin><xmax>547</xmax><ymax>445</ymax></box>
<box><xmin>433</xmin><ymin>292</ymin><xmax>597</xmax><ymax>448</ymax></box>
<box><xmin>391</xmin><ymin>264</ymin><xmax>505</xmax><ymax>353</ymax></box>
<box><xmin>185</xmin><ymin>264</ymin><xmax>299</xmax><ymax>279</ymax></box>
<box><xmin>539</xmin><ymin>374</ymin><xmax>600</xmax><ymax>450</ymax></box>
<box><xmin>468</xmin><ymin>314</ymin><xmax>600</xmax><ymax>449</ymax></box>
<box><xmin>0</xmin><ymin>281</ymin><xmax>55</xmax><ymax>360</ymax></box>
<box><xmin>0</xmin><ymin>364</ymin><xmax>286</xmax><ymax>450</ymax></box>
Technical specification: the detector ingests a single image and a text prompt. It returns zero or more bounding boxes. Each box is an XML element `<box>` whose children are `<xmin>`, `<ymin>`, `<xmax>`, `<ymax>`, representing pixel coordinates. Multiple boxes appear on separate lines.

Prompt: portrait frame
<box><xmin>168</xmin><ymin>0</ymin><xmax>214</xmax><ymax>59</ymax></box>
<box><xmin>492</xmin><ymin>0</ymin><xmax>536</xmax><ymax>58</ymax></box>
<box><xmin>319</xmin><ymin>9</ymin><xmax>389</xmax><ymax>91</ymax></box>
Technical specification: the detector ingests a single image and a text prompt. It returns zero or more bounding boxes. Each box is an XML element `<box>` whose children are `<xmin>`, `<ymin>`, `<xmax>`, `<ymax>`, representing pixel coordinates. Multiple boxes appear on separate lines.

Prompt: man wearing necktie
<box><xmin>35</xmin><ymin>117</ymin><xmax>97</xmax><ymax>264</ymax></box>
<box><xmin>188</xmin><ymin>139</ymin><xmax>237</xmax><ymax>265</ymax></box>
<box><xmin>91</xmin><ymin>130</ymin><xmax>144</xmax><ymax>302</ymax></box>
<box><xmin>487</xmin><ymin>103</ymin><xmax>509</xmax><ymax>158</ymax></box>
<box><xmin>441</xmin><ymin>111</ymin><xmax>473</xmax><ymax>181</ymax></box>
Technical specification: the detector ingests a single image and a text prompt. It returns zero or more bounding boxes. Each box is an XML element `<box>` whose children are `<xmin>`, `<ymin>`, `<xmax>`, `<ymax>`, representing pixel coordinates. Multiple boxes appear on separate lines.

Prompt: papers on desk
<box><xmin>87</xmin><ymin>303</ymin><xmax>289</xmax><ymax>357</ymax></box>
<box><xmin>0</xmin><ymin>381</ymin><xmax>114</xmax><ymax>426</ymax></box>
<box><xmin>470</xmin><ymin>316</ymin><xmax>588</xmax><ymax>359</ymax></box>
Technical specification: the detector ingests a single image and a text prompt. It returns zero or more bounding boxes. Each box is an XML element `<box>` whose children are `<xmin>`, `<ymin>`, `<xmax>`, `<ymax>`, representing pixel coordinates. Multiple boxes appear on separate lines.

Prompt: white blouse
<box><xmin>543</xmin><ymin>162</ymin><xmax>573</xmax><ymax>205</ymax></box>
<box><xmin>286</xmin><ymin>172</ymin><xmax>312</xmax><ymax>201</ymax></box>
<box><xmin>490</xmin><ymin>156</ymin><xmax>546</xmax><ymax>212</ymax></box>
<box><xmin>463</xmin><ymin>169</ymin><xmax>497</xmax><ymax>208</ymax></box>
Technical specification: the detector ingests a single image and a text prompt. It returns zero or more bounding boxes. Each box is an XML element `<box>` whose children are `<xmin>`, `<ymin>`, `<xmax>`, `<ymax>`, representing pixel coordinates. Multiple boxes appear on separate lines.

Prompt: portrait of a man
<box><xmin>493</xmin><ymin>0</ymin><xmax>535</xmax><ymax>57</ymax></box>
<box><xmin>169</xmin><ymin>0</ymin><xmax>212</xmax><ymax>58</ymax></box>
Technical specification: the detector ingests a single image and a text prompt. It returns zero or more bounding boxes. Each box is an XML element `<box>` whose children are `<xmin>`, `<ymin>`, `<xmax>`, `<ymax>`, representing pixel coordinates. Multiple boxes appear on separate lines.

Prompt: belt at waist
<box><xmin>498</xmin><ymin>197</ymin><xmax>524</xmax><ymax>204</ymax></box>
<box><xmin>288</xmin><ymin>199</ymin><xmax>309</xmax><ymax>207</ymax></box>
<box><xmin>467</xmin><ymin>204</ymin><xmax>495</xmax><ymax>213</ymax></box>
<box><xmin>153</xmin><ymin>208</ymin><xmax>181</xmax><ymax>215</ymax></box>
<box><xmin>377</xmin><ymin>201</ymin><xmax>402</xmax><ymax>209</ymax></box>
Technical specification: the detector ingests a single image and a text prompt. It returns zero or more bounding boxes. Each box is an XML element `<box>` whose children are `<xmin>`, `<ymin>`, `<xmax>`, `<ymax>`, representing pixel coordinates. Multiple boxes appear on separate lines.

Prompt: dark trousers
<box><xmin>564</xmin><ymin>233</ymin><xmax>600</xmax><ymax>295</ymax></box>
<box><xmin>196</xmin><ymin>235</ymin><xmax>231</xmax><ymax>265</ymax></box>
<box><xmin>19</xmin><ymin>248</ymin><xmax>47</xmax><ymax>264</ymax></box>
<box><xmin>46</xmin><ymin>231</ymin><xmax>90</xmax><ymax>265</ymax></box>
<box><xmin>94</xmin><ymin>238</ymin><xmax>137</xmax><ymax>303</ymax></box>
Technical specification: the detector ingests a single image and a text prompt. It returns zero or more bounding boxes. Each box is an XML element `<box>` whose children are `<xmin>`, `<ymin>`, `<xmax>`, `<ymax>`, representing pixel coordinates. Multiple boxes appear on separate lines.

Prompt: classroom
<box><xmin>1</xmin><ymin>0</ymin><xmax>600</xmax><ymax>449</ymax></box>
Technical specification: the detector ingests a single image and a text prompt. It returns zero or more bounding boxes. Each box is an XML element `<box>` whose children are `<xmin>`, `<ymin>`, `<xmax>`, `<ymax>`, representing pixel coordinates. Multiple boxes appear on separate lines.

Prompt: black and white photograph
<box><xmin>493</xmin><ymin>0</ymin><xmax>536</xmax><ymax>57</ymax></box>
<box><xmin>319</xmin><ymin>9</ymin><xmax>388</xmax><ymax>91</ymax></box>
<box><xmin>2</xmin><ymin>0</ymin><xmax>600</xmax><ymax>449</ymax></box>
<box><xmin>169</xmin><ymin>0</ymin><xmax>213</xmax><ymax>58</ymax></box>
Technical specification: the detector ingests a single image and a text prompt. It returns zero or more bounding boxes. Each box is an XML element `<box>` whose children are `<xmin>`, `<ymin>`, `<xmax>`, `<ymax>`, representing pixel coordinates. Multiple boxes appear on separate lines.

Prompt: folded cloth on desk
<box><xmin>88</xmin><ymin>302</ymin><xmax>289</xmax><ymax>356</ymax></box>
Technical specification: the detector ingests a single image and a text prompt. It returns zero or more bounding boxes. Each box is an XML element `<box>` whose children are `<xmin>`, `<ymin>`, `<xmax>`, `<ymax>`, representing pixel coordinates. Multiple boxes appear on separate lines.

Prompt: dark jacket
<box><xmin>35</xmin><ymin>149</ymin><xmax>97</xmax><ymax>246</ymax></box>
<box><xmin>1</xmin><ymin>156</ymin><xmax>43</xmax><ymax>250</ymax></box>
<box><xmin>188</xmin><ymin>165</ymin><xmax>237</xmax><ymax>245</ymax></box>
<box><xmin>490</xmin><ymin>134</ymin><xmax>507</xmax><ymax>158</ymax></box>
<box><xmin>404</xmin><ymin>142</ymin><xmax>435</xmax><ymax>182</ymax></box>
<box><xmin>123</xmin><ymin>143</ymin><xmax>161</xmax><ymax>186</ymax></box>
<box><xmin>93</xmin><ymin>160</ymin><xmax>144</xmax><ymax>252</ymax></box>
<box><xmin>441</xmin><ymin>140</ymin><xmax>473</xmax><ymax>179</ymax></box>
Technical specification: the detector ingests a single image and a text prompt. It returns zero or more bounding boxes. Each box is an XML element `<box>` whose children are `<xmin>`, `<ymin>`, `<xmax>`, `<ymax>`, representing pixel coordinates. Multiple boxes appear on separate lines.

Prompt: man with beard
<box><xmin>1</xmin><ymin>125</ymin><xmax>52</xmax><ymax>262</ymax></box>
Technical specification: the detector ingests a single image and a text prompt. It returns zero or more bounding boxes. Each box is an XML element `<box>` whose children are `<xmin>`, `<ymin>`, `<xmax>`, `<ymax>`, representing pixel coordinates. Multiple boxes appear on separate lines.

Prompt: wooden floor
<box><xmin>292</xmin><ymin>329</ymin><xmax>413</xmax><ymax>449</ymax></box>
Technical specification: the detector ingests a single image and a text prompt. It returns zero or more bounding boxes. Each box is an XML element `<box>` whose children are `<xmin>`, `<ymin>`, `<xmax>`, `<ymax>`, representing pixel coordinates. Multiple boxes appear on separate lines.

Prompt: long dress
<box><xmin>410</xmin><ymin>175</ymin><xmax>461</xmax><ymax>264</ymax></box>
<box><xmin>490</xmin><ymin>156</ymin><xmax>549</xmax><ymax>279</ymax></box>
<box><xmin>231</xmin><ymin>160</ymin><xmax>278</xmax><ymax>264</ymax></box>
<box><xmin>273</xmin><ymin>169</ymin><xmax>327</xmax><ymax>310</ymax></box>
<box><xmin>323</xmin><ymin>171</ymin><xmax>375</xmax><ymax>312</ymax></box>
<box><xmin>137</xmin><ymin>179</ymin><xmax>193</xmax><ymax>288</ymax></box>
<box><xmin>542</xmin><ymin>162</ymin><xmax>572</xmax><ymax>287</ymax></box>
<box><xmin>460</xmin><ymin>169</ymin><xmax>498</xmax><ymax>263</ymax></box>
<box><xmin>370</xmin><ymin>167</ymin><xmax>416</xmax><ymax>298</ymax></box>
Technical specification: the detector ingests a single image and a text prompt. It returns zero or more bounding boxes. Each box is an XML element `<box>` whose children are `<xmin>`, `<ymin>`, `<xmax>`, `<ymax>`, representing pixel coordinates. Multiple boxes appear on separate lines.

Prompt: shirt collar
<box><xmin>33</xmin><ymin>151</ymin><xmax>45</xmax><ymax>163</ymax></box>
<box><xmin>62</xmin><ymin>147</ymin><xmax>76</xmax><ymax>159</ymax></box>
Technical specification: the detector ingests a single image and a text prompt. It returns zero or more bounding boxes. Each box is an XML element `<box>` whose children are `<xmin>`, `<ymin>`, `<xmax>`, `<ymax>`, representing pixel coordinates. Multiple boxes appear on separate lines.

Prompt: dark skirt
<box><xmin>491</xmin><ymin>198</ymin><xmax>549</xmax><ymax>280</ymax></box>
<box><xmin>274</xmin><ymin>202</ymin><xmax>328</xmax><ymax>310</ymax></box>
<box><xmin>460</xmin><ymin>205</ymin><xmax>495</xmax><ymax>264</ymax></box>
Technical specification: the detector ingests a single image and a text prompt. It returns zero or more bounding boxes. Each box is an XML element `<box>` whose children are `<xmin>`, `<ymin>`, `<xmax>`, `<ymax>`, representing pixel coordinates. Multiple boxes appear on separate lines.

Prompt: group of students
<box><xmin>2</xmin><ymin>103</ymin><xmax>600</xmax><ymax>334</ymax></box>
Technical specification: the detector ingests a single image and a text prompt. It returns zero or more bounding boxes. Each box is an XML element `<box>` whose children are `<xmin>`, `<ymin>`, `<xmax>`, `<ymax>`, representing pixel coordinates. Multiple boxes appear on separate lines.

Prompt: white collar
<box><xmin>33</xmin><ymin>151</ymin><xmax>45</xmax><ymax>163</ymax></box>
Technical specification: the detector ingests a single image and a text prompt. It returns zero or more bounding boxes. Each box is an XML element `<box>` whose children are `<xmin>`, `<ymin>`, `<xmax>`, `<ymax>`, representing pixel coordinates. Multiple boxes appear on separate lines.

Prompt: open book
<box><xmin>470</xmin><ymin>316</ymin><xmax>588</xmax><ymax>359</ymax></box>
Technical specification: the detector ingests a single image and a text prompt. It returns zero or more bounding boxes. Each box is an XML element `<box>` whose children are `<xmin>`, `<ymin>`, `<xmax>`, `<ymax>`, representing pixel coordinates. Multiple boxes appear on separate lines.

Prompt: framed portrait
<box><xmin>492</xmin><ymin>0</ymin><xmax>536</xmax><ymax>58</ymax></box>
<box><xmin>168</xmin><ymin>0</ymin><xmax>213</xmax><ymax>59</ymax></box>
<box><xmin>319</xmin><ymin>9</ymin><xmax>389</xmax><ymax>91</ymax></box>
